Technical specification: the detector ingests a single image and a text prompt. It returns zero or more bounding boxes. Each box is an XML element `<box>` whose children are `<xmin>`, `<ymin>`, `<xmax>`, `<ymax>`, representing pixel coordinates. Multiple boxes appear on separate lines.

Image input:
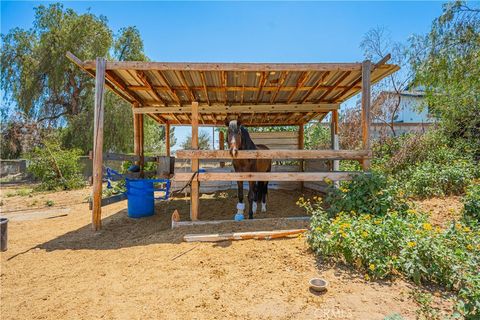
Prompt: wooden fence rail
<box><xmin>175</xmin><ymin>149</ymin><xmax>370</xmax><ymax>160</ymax></box>
<box><xmin>173</xmin><ymin>171</ymin><xmax>362</xmax><ymax>182</ymax></box>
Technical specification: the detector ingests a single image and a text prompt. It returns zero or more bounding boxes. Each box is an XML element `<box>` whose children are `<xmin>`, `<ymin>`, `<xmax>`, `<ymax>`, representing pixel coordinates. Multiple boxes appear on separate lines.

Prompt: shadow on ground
<box><xmin>36</xmin><ymin>189</ymin><xmax>314</xmax><ymax>252</ymax></box>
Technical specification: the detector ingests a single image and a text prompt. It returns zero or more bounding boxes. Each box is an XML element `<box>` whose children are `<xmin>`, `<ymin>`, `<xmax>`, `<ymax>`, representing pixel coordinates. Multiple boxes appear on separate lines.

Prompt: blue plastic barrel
<box><xmin>126</xmin><ymin>179</ymin><xmax>155</xmax><ymax>218</ymax></box>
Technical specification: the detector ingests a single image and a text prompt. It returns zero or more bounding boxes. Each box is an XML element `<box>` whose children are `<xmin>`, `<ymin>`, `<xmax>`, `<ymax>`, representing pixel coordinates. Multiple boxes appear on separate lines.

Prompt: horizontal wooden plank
<box><xmin>172</xmin><ymin>216</ymin><xmax>310</xmax><ymax>229</ymax></box>
<box><xmin>251</xmin><ymin>138</ymin><xmax>298</xmax><ymax>145</ymax></box>
<box><xmin>249</xmin><ymin>131</ymin><xmax>299</xmax><ymax>139</ymax></box>
<box><xmin>175</xmin><ymin>149</ymin><xmax>371</xmax><ymax>160</ymax></box>
<box><xmin>132</xmin><ymin>103</ymin><xmax>339</xmax><ymax>114</ymax></box>
<box><xmin>172</xmin><ymin>171</ymin><xmax>363</xmax><ymax>182</ymax></box>
<box><xmin>183</xmin><ymin>229</ymin><xmax>308</xmax><ymax>242</ymax></box>
<box><xmin>82</xmin><ymin>60</ymin><xmax>363</xmax><ymax>72</ymax></box>
<box><xmin>88</xmin><ymin>152</ymin><xmax>157</xmax><ymax>162</ymax></box>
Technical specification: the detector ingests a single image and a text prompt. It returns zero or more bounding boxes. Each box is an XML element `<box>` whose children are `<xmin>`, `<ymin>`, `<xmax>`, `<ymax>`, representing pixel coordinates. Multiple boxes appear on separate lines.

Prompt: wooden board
<box><xmin>175</xmin><ymin>149</ymin><xmax>371</xmax><ymax>160</ymax></box>
<box><xmin>173</xmin><ymin>171</ymin><xmax>362</xmax><ymax>182</ymax></box>
<box><xmin>183</xmin><ymin>229</ymin><xmax>308</xmax><ymax>242</ymax></box>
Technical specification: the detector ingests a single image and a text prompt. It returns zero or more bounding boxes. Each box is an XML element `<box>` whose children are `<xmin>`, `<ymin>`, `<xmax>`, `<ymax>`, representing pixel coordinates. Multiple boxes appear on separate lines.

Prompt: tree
<box><xmin>180</xmin><ymin>131</ymin><xmax>211</xmax><ymax>150</ymax></box>
<box><xmin>1</xmin><ymin>4</ymin><xmax>112</xmax><ymax>123</ymax></box>
<box><xmin>1</xmin><ymin>4</ymin><xmax>163</xmax><ymax>155</ymax></box>
<box><xmin>409</xmin><ymin>1</ymin><xmax>480</xmax><ymax>158</ymax></box>
<box><xmin>360</xmin><ymin>26</ymin><xmax>414</xmax><ymax>137</ymax></box>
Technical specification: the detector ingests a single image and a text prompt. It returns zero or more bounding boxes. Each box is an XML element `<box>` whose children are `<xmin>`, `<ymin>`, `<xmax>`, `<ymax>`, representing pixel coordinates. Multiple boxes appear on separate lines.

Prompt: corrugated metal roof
<box><xmin>68</xmin><ymin>53</ymin><xmax>399</xmax><ymax>126</ymax></box>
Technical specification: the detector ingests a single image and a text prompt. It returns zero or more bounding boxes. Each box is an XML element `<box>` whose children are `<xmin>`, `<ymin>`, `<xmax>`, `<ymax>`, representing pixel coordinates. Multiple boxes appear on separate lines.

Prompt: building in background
<box><xmin>371</xmin><ymin>87</ymin><xmax>434</xmax><ymax>137</ymax></box>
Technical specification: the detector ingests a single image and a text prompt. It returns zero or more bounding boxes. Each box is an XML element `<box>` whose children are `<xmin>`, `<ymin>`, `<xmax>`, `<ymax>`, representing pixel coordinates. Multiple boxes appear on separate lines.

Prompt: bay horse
<box><xmin>225</xmin><ymin>119</ymin><xmax>272</xmax><ymax>219</ymax></box>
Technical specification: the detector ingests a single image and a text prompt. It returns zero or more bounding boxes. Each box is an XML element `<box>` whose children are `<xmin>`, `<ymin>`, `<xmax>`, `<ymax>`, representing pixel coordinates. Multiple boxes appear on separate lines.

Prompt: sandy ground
<box><xmin>1</xmin><ymin>186</ymin><xmax>454</xmax><ymax>320</ymax></box>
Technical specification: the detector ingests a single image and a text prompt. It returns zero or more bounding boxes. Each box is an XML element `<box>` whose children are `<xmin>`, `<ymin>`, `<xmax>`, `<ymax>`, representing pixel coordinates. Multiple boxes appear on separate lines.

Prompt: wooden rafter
<box><xmin>329</xmin><ymin>54</ymin><xmax>392</xmax><ymax>102</ymax></box>
<box><xmin>199</xmin><ymin>71</ymin><xmax>210</xmax><ymax>106</ymax></box>
<box><xmin>177</xmin><ymin>70</ymin><xmax>195</xmax><ymax>102</ymax></box>
<box><xmin>241</xmin><ymin>71</ymin><xmax>247</xmax><ymax>104</ymax></box>
<box><xmin>222</xmin><ymin>71</ymin><xmax>227</xmax><ymax>104</ymax></box>
<box><xmin>287</xmin><ymin>72</ymin><xmax>310</xmax><ymax>103</ymax></box>
<box><xmin>154</xmin><ymin>70</ymin><xmax>182</xmax><ymax>105</ymax></box>
<box><xmin>270</xmin><ymin>71</ymin><xmax>288</xmax><ymax>103</ymax></box>
<box><xmin>105</xmin><ymin>70</ymin><xmax>146</xmax><ymax>105</ymax></box>
<box><xmin>301</xmin><ymin>71</ymin><xmax>331</xmax><ymax>103</ymax></box>
<box><xmin>136</xmin><ymin>71</ymin><xmax>166</xmax><ymax>105</ymax></box>
<box><xmin>315</xmin><ymin>71</ymin><xmax>352</xmax><ymax>102</ymax></box>
<box><xmin>255</xmin><ymin>72</ymin><xmax>267</xmax><ymax>104</ymax></box>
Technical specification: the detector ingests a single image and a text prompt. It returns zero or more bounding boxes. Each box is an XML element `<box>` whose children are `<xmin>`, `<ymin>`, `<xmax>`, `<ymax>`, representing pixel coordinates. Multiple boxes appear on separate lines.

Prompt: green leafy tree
<box><xmin>1</xmin><ymin>4</ymin><xmax>169</xmax><ymax>155</ymax></box>
<box><xmin>181</xmin><ymin>131</ymin><xmax>211</xmax><ymax>150</ymax></box>
<box><xmin>409</xmin><ymin>1</ymin><xmax>480</xmax><ymax>158</ymax></box>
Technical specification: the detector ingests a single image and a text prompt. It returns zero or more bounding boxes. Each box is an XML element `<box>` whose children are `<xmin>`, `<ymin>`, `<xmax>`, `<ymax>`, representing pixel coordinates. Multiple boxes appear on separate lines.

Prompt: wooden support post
<box><xmin>190</xmin><ymin>101</ymin><xmax>199</xmax><ymax>221</ymax></box>
<box><xmin>92</xmin><ymin>57</ymin><xmax>106</xmax><ymax>231</ymax></box>
<box><xmin>298</xmin><ymin>124</ymin><xmax>304</xmax><ymax>190</ymax></box>
<box><xmin>361</xmin><ymin>60</ymin><xmax>371</xmax><ymax>170</ymax></box>
<box><xmin>133</xmin><ymin>111</ymin><xmax>144</xmax><ymax>171</ymax></box>
<box><xmin>331</xmin><ymin>110</ymin><xmax>340</xmax><ymax>187</ymax></box>
<box><xmin>165</xmin><ymin>123</ymin><xmax>171</xmax><ymax>157</ymax></box>
<box><xmin>219</xmin><ymin>131</ymin><xmax>225</xmax><ymax>168</ymax></box>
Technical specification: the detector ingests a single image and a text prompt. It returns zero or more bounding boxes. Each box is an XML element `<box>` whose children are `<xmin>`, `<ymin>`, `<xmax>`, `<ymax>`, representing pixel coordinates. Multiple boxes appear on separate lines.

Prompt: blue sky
<box><xmin>1</xmin><ymin>1</ymin><xmax>444</xmax><ymax>150</ymax></box>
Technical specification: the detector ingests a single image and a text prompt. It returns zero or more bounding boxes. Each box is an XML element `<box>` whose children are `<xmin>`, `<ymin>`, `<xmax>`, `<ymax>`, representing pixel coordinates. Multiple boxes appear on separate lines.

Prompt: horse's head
<box><xmin>225</xmin><ymin>119</ymin><xmax>242</xmax><ymax>157</ymax></box>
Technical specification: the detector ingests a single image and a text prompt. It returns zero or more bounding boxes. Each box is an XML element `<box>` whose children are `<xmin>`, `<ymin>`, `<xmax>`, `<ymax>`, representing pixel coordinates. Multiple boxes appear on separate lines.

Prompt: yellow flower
<box><xmin>467</xmin><ymin>244</ymin><xmax>474</xmax><ymax>251</ymax></box>
<box><xmin>364</xmin><ymin>274</ymin><xmax>370</xmax><ymax>281</ymax></box>
<box><xmin>423</xmin><ymin>223</ymin><xmax>433</xmax><ymax>231</ymax></box>
<box><xmin>463</xmin><ymin>226</ymin><xmax>471</xmax><ymax>233</ymax></box>
<box><xmin>340</xmin><ymin>187</ymin><xmax>349</xmax><ymax>193</ymax></box>
<box><xmin>362</xmin><ymin>231</ymin><xmax>369</xmax><ymax>238</ymax></box>
<box><xmin>364</xmin><ymin>214</ymin><xmax>371</xmax><ymax>220</ymax></box>
<box><xmin>340</xmin><ymin>231</ymin><xmax>347</xmax><ymax>238</ymax></box>
<box><xmin>374</xmin><ymin>219</ymin><xmax>382</xmax><ymax>225</ymax></box>
<box><xmin>407</xmin><ymin>241</ymin><xmax>416</xmax><ymax>248</ymax></box>
<box><xmin>435</xmin><ymin>226</ymin><xmax>442</xmax><ymax>234</ymax></box>
<box><xmin>406</xmin><ymin>209</ymin><xmax>417</xmax><ymax>215</ymax></box>
<box><xmin>324</xmin><ymin>178</ymin><xmax>333</xmax><ymax>184</ymax></box>
<box><xmin>369</xmin><ymin>264</ymin><xmax>375</xmax><ymax>271</ymax></box>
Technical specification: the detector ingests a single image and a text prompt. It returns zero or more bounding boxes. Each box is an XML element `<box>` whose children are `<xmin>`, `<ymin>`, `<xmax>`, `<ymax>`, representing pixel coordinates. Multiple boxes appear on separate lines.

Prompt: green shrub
<box><xmin>324</xmin><ymin>173</ymin><xmax>408</xmax><ymax>217</ymax></box>
<box><xmin>404</xmin><ymin>159</ymin><xmax>477</xmax><ymax>198</ymax></box>
<box><xmin>26</xmin><ymin>137</ymin><xmax>85</xmax><ymax>191</ymax></box>
<box><xmin>302</xmin><ymin>195</ymin><xmax>480</xmax><ymax>318</ymax></box>
<box><xmin>463</xmin><ymin>183</ymin><xmax>480</xmax><ymax>222</ymax></box>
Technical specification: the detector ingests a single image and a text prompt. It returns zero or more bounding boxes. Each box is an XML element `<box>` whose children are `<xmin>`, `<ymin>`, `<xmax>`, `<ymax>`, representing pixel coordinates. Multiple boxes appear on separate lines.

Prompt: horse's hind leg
<box><xmin>247</xmin><ymin>181</ymin><xmax>256</xmax><ymax>219</ymax></box>
<box><xmin>261</xmin><ymin>182</ymin><xmax>268</xmax><ymax>212</ymax></box>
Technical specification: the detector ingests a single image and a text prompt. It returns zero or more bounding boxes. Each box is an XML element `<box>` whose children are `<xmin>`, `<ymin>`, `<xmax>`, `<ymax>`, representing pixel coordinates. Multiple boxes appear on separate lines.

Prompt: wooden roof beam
<box><xmin>81</xmin><ymin>60</ymin><xmax>364</xmax><ymax>72</ymax></box>
<box><xmin>66</xmin><ymin>51</ymin><xmax>135</xmax><ymax>104</ymax></box>
<box><xmin>132</xmin><ymin>103</ymin><xmax>339</xmax><ymax>114</ymax></box>
<box><xmin>136</xmin><ymin>71</ymin><xmax>167</xmax><ymax>105</ymax></box>
<box><xmin>270</xmin><ymin>71</ymin><xmax>288</xmax><ymax>103</ymax></box>
<box><xmin>255</xmin><ymin>72</ymin><xmax>267</xmax><ymax>104</ymax></box>
<box><xmin>301</xmin><ymin>71</ymin><xmax>331</xmax><ymax>103</ymax></box>
<box><xmin>154</xmin><ymin>70</ymin><xmax>182</xmax><ymax>105</ymax></box>
<box><xmin>177</xmin><ymin>71</ymin><xmax>196</xmax><ymax>102</ymax></box>
<box><xmin>315</xmin><ymin>71</ymin><xmax>352</xmax><ymax>102</ymax></box>
<box><xmin>287</xmin><ymin>72</ymin><xmax>310</xmax><ymax>103</ymax></box>
<box><xmin>199</xmin><ymin>71</ymin><xmax>210</xmax><ymax>106</ymax></box>
<box><xmin>105</xmin><ymin>71</ymin><xmax>150</xmax><ymax>106</ymax></box>
<box><xmin>328</xmin><ymin>54</ymin><xmax>392</xmax><ymax>102</ymax></box>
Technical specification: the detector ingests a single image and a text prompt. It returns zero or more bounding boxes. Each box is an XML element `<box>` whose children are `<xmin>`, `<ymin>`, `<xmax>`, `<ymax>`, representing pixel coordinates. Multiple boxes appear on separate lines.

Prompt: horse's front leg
<box><xmin>247</xmin><ymin>181</ymin><xmax>256</xmax><ymax>219</ymax></box>
<box><xmin>236</xmin><ymin>181</ymin><xmax>245</xmax><ymax>219</ymax></box>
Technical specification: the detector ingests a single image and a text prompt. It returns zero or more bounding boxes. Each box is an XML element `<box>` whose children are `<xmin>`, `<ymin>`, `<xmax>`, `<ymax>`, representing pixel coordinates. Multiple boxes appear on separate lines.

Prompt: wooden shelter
<box><xmin>67</xmin><ymin>52</ymin><xmax>399</xmax><ymax>230</ymax></box>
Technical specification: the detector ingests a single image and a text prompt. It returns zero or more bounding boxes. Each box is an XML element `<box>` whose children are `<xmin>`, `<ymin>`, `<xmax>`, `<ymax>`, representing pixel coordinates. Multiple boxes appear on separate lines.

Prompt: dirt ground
<box><xmin>1</xmin><ymin>185</ymin><xmax>455</xmax><ymax>320</ymax></box>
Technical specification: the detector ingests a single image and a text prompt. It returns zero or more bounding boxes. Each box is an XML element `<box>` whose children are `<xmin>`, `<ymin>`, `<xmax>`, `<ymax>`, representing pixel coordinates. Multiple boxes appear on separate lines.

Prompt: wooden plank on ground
<box><xmin>173</xmin><ymin>171</ymin><xmax>362</xmax><ymax>182</ymax></box>
<box><xmin>175</xmin><ymin>149</ymin><xmax>371</xmax><ymax>160</ymax></box>
<box><xmin>183</xmin><ymin>229</ymin><xmax>308</xmax><ymax>242</ymax></box>
<box><xmin>172</xmin><ymin>216</ymin><xmax>310</xmax><ymax>229</ymax></box>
